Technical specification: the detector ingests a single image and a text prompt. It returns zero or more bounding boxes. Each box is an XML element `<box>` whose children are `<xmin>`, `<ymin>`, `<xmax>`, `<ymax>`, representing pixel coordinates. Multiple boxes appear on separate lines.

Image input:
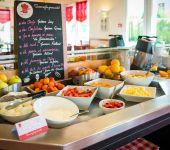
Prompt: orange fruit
<box><xmin>110</xmin><ymin>65</ymin><xmax>120</xmax><ymax>73</ymax></box>
<box><xmin>35</xmin><ymin>88</ymin><xmax>40</xmax><ymax>92</ymax></box>
<box><xmin>48</xmin><ymin>81</ymin><xmax>55</xmax><ymax>87</ymax></box>
<box><xmin>29</xmin><ymin>84</ymin><xmax>35</xmax><ymax>90</ymax></box>
<box><xmin>167</xmin><ymin>70</ymin><xmax>170</xmax><ymax>77</ymax></box>
<box><xmin>43</xmin><ymin>78</ymin><xmax>50</xmax><ymax>85</ymax></box>
<box><xmin>34</xmin><ymin>81</ymin><xmax>39</xmax><ymax>88</ymax></box>
<box><xmin>159</xmin><ymin>71</ymin><xmax>169</xmax><ymax>77</ymax></box>
<box><xmin>37</xmin><ymin>82</ymin><xmax>43</xmax><ymax>89</ymax></box>
<box><xmin>40</xmin><ymin>79</ymin><xmax>44</xmax><ymax>83</ymax></box>
<box><xmin>111</xmin><ymin>59</ymin><xmax>120</xmax><ymax>66</ymax></box>
<box><xmin>57</xmin><ymin>83</ymin><xmax>65</xmax><ymax>90</ymax></box>
<box><xmin>42</xmin><ymin>85</ymin><xmax>48</xmax><ymax>91</ymax></box>
<box><xmin>53</xmin><ymin>87</ymin><xmax>58</xmax><ymax>92</ymax></box>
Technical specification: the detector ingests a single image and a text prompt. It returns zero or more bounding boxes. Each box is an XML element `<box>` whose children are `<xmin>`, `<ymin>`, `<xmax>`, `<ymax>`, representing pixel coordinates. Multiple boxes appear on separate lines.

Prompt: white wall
<box><xmin>0</xmin><ymin>0</ymin><xmax>126</xmax><ymax>41</ymax></box>
<box><xmin>89</xmin><ymin>0</ymin><xmax>126</xmax><ymax>39</ymax></box>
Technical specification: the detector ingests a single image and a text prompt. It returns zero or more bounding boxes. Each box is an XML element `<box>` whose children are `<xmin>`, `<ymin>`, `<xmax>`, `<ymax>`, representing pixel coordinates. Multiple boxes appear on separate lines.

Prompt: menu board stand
<box><xmin>14</xmin><ymin>1</ymin><xmax>67</xmax><ymax>85</ymax></box>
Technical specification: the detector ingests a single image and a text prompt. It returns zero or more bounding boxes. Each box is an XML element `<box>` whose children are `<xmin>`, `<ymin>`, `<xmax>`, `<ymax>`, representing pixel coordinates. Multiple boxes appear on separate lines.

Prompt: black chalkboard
<box><xmin>14</xmin><ymin>1</ymin><xmax>66</xmax><ymax>85</ymax></box>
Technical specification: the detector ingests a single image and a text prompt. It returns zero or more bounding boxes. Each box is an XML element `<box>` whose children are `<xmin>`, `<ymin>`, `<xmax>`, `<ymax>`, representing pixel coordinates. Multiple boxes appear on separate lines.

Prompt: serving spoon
<box><xmin>70</xmin><ymin>110</ymin><xmax>89</xmax><ymax>117</ymax></box>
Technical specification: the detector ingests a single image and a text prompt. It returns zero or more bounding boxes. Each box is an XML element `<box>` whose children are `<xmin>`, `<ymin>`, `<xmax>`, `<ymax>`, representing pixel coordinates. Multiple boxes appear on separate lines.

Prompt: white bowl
<box><xmin>57</xmin><ymin>86</ymin><xmax>98</xmax><ymax>110</ymax></box>
<box><xmin>0</xmin><ymin>100</ymin><xmax>34</xmax><ymax>123</ymax></box>
<box><xmin>120</xmin><ymin>70</ymin><xmax>155</xmax><ymax>86</ymax></box>
<box><xmin>119</xmin><ymin>85</ymin><xmax>156</xmax><ymax>102</ymax></box>
<box><xmin>0</xmin><ymin>112</ymin><xmax>33</xmax><ymax>123</ymax></box>
<box><xmin>84</xmin><ymin>78</ymin><xmax>124</xmax><ymax>99</ymax></box>
<box><xmin>33</xmin><ymin>96</ymin><xmax>79</xmax><ymax>128</ymax></box>
<box><xmin>99</xmin><ymin>99</ymin><xmax>125</xmax><ymax>114</ymax></box>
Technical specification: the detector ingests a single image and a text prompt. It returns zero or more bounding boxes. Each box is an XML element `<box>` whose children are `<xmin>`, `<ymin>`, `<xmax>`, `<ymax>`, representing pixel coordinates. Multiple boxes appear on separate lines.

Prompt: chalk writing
<box><xmin>15</xmin><ymin>1</ymin><xmax>64</xmax><ymax>85</ymax></box>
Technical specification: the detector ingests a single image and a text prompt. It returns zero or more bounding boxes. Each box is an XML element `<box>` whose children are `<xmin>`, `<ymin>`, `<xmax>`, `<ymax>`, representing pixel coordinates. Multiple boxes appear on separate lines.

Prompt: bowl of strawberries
<box><xmin>99</xmin><ymin>99</ymin><xmax>125</xmax><ymax>114</ymax></box>
<box><xmin>57</xmin><ymin>85</ymin><xmax>98</xmax><ymax>110</ymax></box>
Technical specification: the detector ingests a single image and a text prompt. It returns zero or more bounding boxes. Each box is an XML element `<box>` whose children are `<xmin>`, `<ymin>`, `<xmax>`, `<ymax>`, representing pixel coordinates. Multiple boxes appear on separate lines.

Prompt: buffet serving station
<box><xmin>0</xmin><ymin>76</ymin><xmax>170</xmax><ymax>150</ymax></box>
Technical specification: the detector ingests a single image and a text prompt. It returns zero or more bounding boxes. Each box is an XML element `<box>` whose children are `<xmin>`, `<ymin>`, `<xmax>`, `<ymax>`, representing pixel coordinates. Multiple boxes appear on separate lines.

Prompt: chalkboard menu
<box><xmin>14</xmin><ymin>1</ymin><xmax>67</xmax><ymax>85</ymax></box>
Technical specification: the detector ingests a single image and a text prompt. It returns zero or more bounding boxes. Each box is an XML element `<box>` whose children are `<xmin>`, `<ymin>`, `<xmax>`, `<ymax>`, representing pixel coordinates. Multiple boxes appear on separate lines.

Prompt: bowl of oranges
<box><xmin>28</xmin><ymin>77</ymin><xmax>65</xmax><ymax>95</ymax></box>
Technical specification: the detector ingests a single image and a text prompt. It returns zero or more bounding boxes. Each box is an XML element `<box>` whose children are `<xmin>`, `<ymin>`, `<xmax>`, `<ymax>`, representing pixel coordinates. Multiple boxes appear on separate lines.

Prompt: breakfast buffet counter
<box><xmin>0</xmin><ymin>80</ymin><xmax>170</xmax><ymax>150</ymax></box>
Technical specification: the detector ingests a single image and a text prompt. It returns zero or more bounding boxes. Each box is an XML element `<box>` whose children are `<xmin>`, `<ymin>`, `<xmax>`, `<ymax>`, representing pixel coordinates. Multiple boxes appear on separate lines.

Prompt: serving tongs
<box><xmin>5</xmin><ymin>90</ymin><xmax>46</xmax><ymax>110</ymax></box>
<box><xmin>0</xmin><ymin>90</ymin><xmax>44</xmax><ymax>102</ymax></box>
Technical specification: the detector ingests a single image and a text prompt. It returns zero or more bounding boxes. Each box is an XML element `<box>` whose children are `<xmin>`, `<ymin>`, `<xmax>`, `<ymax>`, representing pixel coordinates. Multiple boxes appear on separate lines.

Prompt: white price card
<box><xmin>15</xmin><ymin>116</ymin><xmax>48</xmax><ymax>140</ymax></box>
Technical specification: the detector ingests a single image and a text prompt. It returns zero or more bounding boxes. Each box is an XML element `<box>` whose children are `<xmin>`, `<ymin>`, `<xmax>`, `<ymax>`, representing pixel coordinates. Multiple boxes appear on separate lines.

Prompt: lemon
<box><xmin>110</xmin><ymin>65</ymin><xmax>120</xmax><ymax>73</ymax></box>
<box><xmin>98</xmin><ymin>65</ymin><xmax>108</xmax><ymax>74</ymax></box>
<box><xmin>119</xmin><ymin>66</ymin><xmax>125</xmax><ymax>72</ymax></box>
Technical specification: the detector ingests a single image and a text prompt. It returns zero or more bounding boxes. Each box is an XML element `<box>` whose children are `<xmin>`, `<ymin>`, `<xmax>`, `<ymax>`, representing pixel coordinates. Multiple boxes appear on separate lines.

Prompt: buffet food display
<box><xmin>1</xmin><ymin>58</ymin><xmax>168</xmax><ymax>129</ymax></box>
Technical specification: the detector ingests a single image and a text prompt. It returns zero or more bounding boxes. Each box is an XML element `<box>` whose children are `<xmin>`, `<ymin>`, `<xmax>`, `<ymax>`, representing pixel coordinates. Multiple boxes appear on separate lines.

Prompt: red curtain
<box><xmin>66</xmin><ymin>6</ymin><xmax>73</xmax><ymax>22</ymax></box>
<box><xmin>76</xmin><ymin>1</ymin><xmax>87</xmax><ymax>22</ymax></box>
<box><xmin>0</xmin><ymin>9</ymin><xmax>10</xmax><ymax>24</ymax></box>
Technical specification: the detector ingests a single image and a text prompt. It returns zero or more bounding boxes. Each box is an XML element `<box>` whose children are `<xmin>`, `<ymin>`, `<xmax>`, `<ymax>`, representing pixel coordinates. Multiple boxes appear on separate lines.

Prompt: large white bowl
<box><xmin>33</xmin><ymin>96</ymin><xmax>79</xmax><ymax>128</ymax></box>
<box><xmin>119</xmin><ymin>85</ymin><xmax>156</xmax><ymax>102</ymax></box>
<box><xmin>84</xmin><ymin>78</ymin><xmax>124</xmax><ymax>99</ymax></box>
<box><xmin>57</xmin><ymin>86</ymin><xmax>98</xmax><ymax>110</ymax></box>
<box><xmin>99</xmin><ymin>99</ymin><xmax>125</xmax><ymax>114</ymax></box>
<box><xmin>120</xmin><ymin>70</ymin><xmax>155</xmax><ymax>86</ymax></box>
<box><xmin>0</xmin><ymin>100</ymin><xmax>34</xmax><ymax>123</ymax></box>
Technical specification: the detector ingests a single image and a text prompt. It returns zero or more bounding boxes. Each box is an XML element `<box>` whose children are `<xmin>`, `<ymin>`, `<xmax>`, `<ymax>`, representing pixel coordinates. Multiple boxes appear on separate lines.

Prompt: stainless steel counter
<box><xmin>0</xmin><ymin>81</ymin><xmax>170</xmax><ymax>150</ymax></box>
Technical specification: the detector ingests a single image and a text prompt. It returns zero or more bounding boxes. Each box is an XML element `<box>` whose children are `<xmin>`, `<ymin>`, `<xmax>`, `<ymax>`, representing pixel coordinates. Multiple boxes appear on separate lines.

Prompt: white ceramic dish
<box><xmin>120</xmin><ymin>70</ymin><xmax>155</xmax><ymax>86</ymax></box>
<box><xmin>99</xmin><ymin>99</ymin><xmax>125</xmax><ymax>114</ymax></box>
<box><xmin>33</xmin><ymin>96</ymin><xmax>79</xmax><ymax>128</ymax></box>
<box><xmin>0</xmin><ymin>112</ymin><xmax>33</xmax><ymax>123</ymax></box>
<box><xmin>119</xmin><ymin>85</ymin><xmax>156</xmax><ymax>102</ymax></box>
<box><xmin>84</xmin><ymin>78</ymin><xmax>124</xmax><ymax>99</ymax></box>
<box><xmin>57</xmin><ymin>86</ymin><xmax>98</xmax><ymax>110</ymax></box>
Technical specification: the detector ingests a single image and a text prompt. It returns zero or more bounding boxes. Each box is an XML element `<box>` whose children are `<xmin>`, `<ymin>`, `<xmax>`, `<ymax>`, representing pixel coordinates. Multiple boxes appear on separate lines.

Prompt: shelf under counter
<box><xmin>0</xmin><ymin>81</ymin><xmax>170</xmax><ymax>150</ymax></box>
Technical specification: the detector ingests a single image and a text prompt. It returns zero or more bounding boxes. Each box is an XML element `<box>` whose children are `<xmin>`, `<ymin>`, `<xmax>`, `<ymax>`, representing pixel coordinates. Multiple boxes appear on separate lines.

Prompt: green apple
<box><xmin>8</xmin><ymin>75</ymin><xmax>22</xmax><ymax>85</ymax></box>
<box><xmin>0</xmin><ymin>80</ymin><xmax>8</xmax><ymax>90</ymax></box>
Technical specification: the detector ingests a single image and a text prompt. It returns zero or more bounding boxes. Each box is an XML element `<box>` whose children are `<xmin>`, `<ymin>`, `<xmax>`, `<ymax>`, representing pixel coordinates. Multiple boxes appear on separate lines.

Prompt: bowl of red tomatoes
<box><xmin>57</xmin><ymin>85</ymin><xmax>98</xmax><ymax>110</ymax></box>
<box><xmin>99</xmin><ymin>99</ymin><xmax>125</xmax><ymax>114</ymax></box>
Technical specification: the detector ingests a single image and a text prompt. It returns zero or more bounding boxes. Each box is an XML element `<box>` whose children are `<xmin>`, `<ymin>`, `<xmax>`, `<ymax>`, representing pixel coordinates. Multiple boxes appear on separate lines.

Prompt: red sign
<box><xmin>0</xmin><ymin>9</ymin><xmax>10</xmax><ymax>24</ymax></box>
<box><xmin>66</xmin><ymin>6</ymin><xmax>73</xmax><ymax>22</ymax></box>
<box><xmin>76</xmin><ymin>1</ymin><xmax>87</xmax><ymax>22</ymax></box>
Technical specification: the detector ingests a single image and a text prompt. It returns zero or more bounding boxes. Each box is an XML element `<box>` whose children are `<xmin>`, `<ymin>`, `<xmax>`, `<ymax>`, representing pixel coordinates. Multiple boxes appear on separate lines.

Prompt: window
<box><xmin>0</xmin><ymin>9</ymin><xmax>11</xmax><ymax>52</ymax></box>
<box><xmin>127</xmin><ymin>0</ymin><xmax>144</xmax><ymax>43</ymax></box>
<box><xmin>66</xmin><ymin>1</ymin><xmax>89</xmax><ymax>48</ymax></box>
<box><xmin>152</xmin><ymin>0</ymin><xmax>170</xmax><ymax>44</ymax></box>
<box><xmin>126</xmin><ymin>0</ymin><xmax>170</xmax><ymax>45</ymax></box>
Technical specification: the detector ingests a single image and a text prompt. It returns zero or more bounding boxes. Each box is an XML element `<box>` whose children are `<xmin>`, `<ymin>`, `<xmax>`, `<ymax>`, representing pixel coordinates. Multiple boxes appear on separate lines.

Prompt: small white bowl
<box><xmin>84</xmin><ymin>78</ymin><xmax>124</xmax><ymax>99</ymax></box>
<box><xmin>119</xmin><ymin>85</ymin><xmax>156</xmax><ymax>102</ymax></box>
<box><xmin>57</xmin><ymin>86</ymin><xmax>98</xmax><ymax>110</ymax></box>
<box><xmin>99</xmin><ymin>99</ymin><xmax>125</xmax><ymax>114</ymax></box>
<box><xmin>33</xmin><ymin>96</ymin><xmax>79</xmax><ymax>128</ymax></box>
<box><xmin>120</xmin><ymin>70</ymin><xmax>155</xmax><ymax>86</ymax></box>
